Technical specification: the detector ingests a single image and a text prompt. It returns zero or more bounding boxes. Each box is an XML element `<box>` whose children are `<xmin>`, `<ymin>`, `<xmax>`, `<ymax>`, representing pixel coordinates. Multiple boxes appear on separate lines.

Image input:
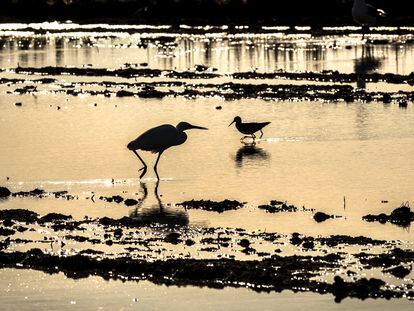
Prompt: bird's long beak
<box><xmin>228</xmin><ymin>120</ymin><xmax>235</xmax><ymax>127</ymax></box>
<box><xmin>190</xmin><ymin>124</ymin><xmax>208</xmax><ymax>130</ymax></box>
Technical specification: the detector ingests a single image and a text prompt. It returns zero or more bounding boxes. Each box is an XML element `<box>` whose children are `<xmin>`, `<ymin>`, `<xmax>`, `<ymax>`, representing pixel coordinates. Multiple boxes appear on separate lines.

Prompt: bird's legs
<box><xmin>154</xmin><ymin>151</ymin><xmax>163</xmax><ymax>181</ymax></box>
<box><xmin>259</xmin><ymin>130</ymin><xmax>264</xmax><ymax>138</ymax></box>
<box><xmin>133</xmin><ymin>150</ymin><xmax>147</xmax><ymax>179</ymax></box>
<box><xmin>240</xmin><ymin>133</ymin><xmax>256</xmax><ymax>142</ymax></box>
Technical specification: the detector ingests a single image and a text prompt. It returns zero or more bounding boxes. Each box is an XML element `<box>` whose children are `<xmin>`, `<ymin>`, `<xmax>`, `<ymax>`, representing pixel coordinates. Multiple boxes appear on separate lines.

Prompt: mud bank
<box><xmin>363</xmin><ymin>203</ymin><xmax>414</xmax><ymax>227</ymax></box>
<box><xmin>2</xmin><ymin>76</ymin><xmax>413</xmax><ymax>104</ymax></box>
<box><xmin>177</xmin><ymin>199</ymin><xmax>244</xmax><ymax>213</ymax></box>
<box><xmin>3</xmin><ymin>67</ymin><xmax>414</xmax><ymax>85</ymax></box>
<box><xmin>1</xmin><ymin>206</ymin><xmax>413</xmax><ymax>302</ymax></box>
<box><xmin>1</xmin><ymin>249</ymin><xmax>412</xmax><ymax>302</ymax></box>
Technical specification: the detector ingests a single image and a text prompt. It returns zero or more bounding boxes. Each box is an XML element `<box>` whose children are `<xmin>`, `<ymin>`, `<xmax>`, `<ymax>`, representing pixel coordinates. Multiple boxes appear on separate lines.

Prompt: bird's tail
<box><xmin>127</xmin><ymin>141</ymin><xmax>136</xmax><ymax>150</ymax></box>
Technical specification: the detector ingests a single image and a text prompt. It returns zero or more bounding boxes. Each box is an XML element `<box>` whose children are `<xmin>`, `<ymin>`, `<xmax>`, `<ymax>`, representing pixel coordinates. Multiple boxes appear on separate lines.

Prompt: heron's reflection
<box><xmin>129</xmin><ymin>181</ymin><xmax>189</xmax><ymax>227</ymax></box>
<box><xmin>235</xmin><ymin>142</ymin><xmax>270</xmax><ymax>167</ymax></box>
<box><xmin>354</xmin><ymin>45</ymin><xmax>382</xmax><ymax>89</ymax></box>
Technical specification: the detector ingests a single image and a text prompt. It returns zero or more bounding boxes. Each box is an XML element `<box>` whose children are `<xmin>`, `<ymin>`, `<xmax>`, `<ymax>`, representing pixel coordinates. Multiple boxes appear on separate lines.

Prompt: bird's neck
<box><xmin>176</xmin><ymin>131</ymin><xmax>187</xmax><ymax>145</ymax></box>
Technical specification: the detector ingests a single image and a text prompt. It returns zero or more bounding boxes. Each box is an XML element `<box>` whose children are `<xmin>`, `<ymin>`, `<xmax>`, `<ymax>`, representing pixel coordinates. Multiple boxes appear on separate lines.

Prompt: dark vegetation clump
<box><xmin>1</xmin><ymin>248</ymin><xmax>408</xmax><ymax>301</ymax></box>
<box><xmin>383</xmin><ymin>265</ymin><xmax>412</xmax><ymax>279</ymax></box>
<box><xmin>356</xmin><ymin>248</ymin><xmax>414</xmax><ymax>268</ymax></box>
<box><xmin>0</xmin><ymin>228</ymin><xmax>15</xmax><ymax>236</ymax></box>
<box><xmin>313</xmin><ymin>212</ymin><xmax>334</xmax><ymax>222</ymax></box>
<box><xmin>0</xmin><ymin>187</ymin><xmax>11</xmax><ymax>198</ymax></box>
<box><xmin>331</xmin><ymin>276</ymin><xmax>386</xmax><ymax>303</ymax></box>
<box><xmin>164</xmin><ymin>232</ymin><xmax>182</xmax><ymax>244</ymax></box>
<box><xmin>124</xmin><ymin>199</ymin><xmax>139</xmax><ymax>206</ymax></box>
<box><xmin>362</xmin><ymin>202</ymin><xmax>414</xmax><ymax>227</ymax></box>
<box><xmin>0</xmin><ymin>209</ymin><xmax>39</xmax><ymax>224</ymax></box>
<box><xmin>39</xmin><ymin>213</ymin><xmax>72</xmax><ymax>223</ymax></box>
<box><xmin>317</xmin><ymin>235</ymin><xmax>385</xmax><ymax>247</ymax></box>
<box><xmin>177</xmin><ymin>199</ymin><xmax>244</xmax><ymax>213</ymax></box>
<box><xmin>12</xmin><ymin>188</ymin><xmax>46</xmax><ymax>197</ymax></box>
<box><xmin>99</xmin><ymin>195</ymin><xmax>124</xmax><ymax>204</ymax></box>
<box><xmin>258</xmin><ymin>201</ymin><xmax>297</xmax><ymax>213</ymax></box>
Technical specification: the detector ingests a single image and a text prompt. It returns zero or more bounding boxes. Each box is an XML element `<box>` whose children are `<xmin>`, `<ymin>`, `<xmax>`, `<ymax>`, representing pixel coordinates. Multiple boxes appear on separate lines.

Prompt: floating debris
<box><xmin>313</xmin><ymin>212</ymin><xmax>336</xmax><ymax>223</ymax></box>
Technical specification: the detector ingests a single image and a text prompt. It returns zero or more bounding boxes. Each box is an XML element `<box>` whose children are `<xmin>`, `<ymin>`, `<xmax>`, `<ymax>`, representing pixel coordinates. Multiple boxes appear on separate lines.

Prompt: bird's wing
<box><xmin>366</xmin><ymin>4</ymin><xmax>386</xmax><ymax>17</ymax></box>
<box><xmin>244</xmin><ymin>121</ymin><xmax>271</xmax><ymax>132</ymax></box>
<box><xmin>128</xmin><ymin>124</ymin><xmax>178</xmax><ymax>152</ymax></box>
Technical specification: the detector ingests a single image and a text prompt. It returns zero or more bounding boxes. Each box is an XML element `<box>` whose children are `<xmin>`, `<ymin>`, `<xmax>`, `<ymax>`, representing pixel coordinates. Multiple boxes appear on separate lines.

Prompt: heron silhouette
<box><xmin>229</xmin><ymin>116</ymin><xmax>271</xmax><ymax>141</ymax></box>
<box><xmin>127</xmin><ymin>122</ymin><xmax>208</xmax><ymax>180</ymax></box>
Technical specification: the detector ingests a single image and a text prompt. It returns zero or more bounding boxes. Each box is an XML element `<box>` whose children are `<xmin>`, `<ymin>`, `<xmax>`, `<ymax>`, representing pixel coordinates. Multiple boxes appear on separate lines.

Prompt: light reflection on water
<box><xmin>0</xmin><ymin>30</ymin><xmax>414</xmax><ymax>74</ymax></box>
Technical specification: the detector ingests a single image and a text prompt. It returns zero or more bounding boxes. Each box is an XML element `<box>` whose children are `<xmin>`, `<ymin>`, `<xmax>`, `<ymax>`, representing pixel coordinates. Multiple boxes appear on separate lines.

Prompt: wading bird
<box><xmin>229</xmin><ymin>116</ymin><xmax>271</xmax><ymax>140</ymax></box>
<box><xmin>127</xmin><ymin>122</ymin><xmax>208</xmax><ymax>180</ymax></box>
<box><xmin>352</xmin><ymin>0</ymin><xmax>386</xmax><ymax>27</ymax></box>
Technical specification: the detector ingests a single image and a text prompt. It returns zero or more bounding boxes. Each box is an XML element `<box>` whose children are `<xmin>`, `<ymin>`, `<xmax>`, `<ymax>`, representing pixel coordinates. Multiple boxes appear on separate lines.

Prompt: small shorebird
<box><xmin>229</xmin><ymin>116</ymin><xmax>271</xmax><ymax>140</ymax></box>
<box><xmin>352</xmin><ymin>0</ymin><xmax>386</xmax><ymax>27</ymax></box>
<box><xmin>127</xmin><ymin>122</ymin><xmax>208</xmax><ymax>180</ymax></box>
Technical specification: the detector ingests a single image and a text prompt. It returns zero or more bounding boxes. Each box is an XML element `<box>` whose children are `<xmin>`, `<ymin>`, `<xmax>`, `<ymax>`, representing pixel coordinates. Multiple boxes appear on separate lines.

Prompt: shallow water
<box><xmin>1</xmin><ymin>24</ymin><xmax>414</xmax><ymax>309</ymax></box>
<box><xmin>0</xmin><ymin>91</ymin><xmax>413</xmax><ymax>240</ymax></box>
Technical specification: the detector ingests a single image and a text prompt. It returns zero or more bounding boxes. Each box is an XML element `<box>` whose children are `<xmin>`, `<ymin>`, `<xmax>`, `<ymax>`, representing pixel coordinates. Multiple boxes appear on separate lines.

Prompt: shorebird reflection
<box><xmin>129</xmin><ymin>181</ymin><xmax>189</xmax><ymax>227</ymax></box>
<box><xmin>235</xmin><ymin>142</ymin><xmax>270</xmax><ymax>168</ymax></box>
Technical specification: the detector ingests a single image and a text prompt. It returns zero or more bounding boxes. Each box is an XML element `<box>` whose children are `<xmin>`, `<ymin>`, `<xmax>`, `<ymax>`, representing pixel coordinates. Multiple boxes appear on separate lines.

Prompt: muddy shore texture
<box><xmin>363</xmin><ymin>204</ymin><xmax>414</xmax><ymax>227</ymax></box>
<box><xmin>2</xmin><ymin>249</ymin><xmax>412</xmax><ymax>303</ymax></box>
<box><xmin>1</xmin><ymin>184</ymin><xmax>413</xmax><ymax>303</ymax></box>
<box><xmin>1</xmin><ymin>67</ymin><xmax>413</xmax><ymax>104</ymax></box>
